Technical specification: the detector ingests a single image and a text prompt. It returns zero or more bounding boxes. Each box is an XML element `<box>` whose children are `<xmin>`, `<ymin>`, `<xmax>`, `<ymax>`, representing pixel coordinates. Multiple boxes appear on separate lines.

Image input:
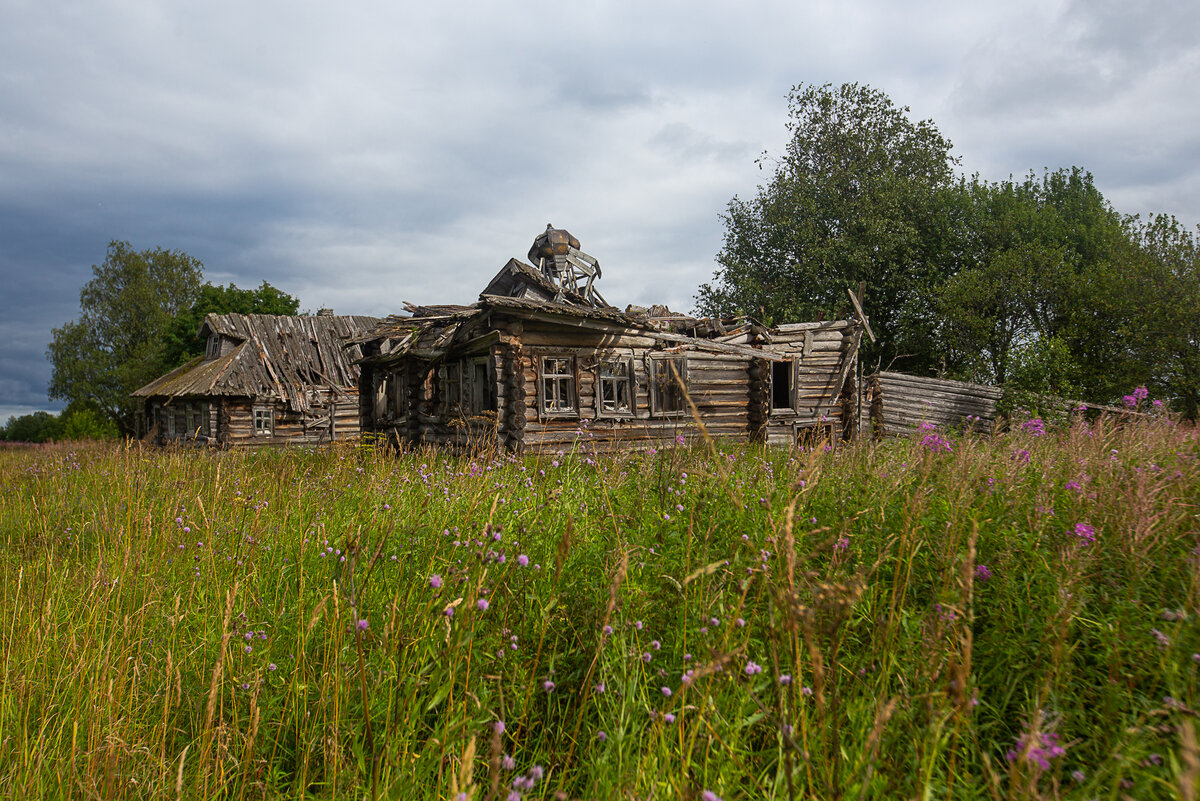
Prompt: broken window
<box><xmin>443</xmin><ymin>362</ymin><xmax>462</xmax><ymax>415</ymax></box>
<box><xmin>597</xmin><ymin>357</ymin><xmax>633</xmax><ymax>416</ymax></box>
<box><xmin>206</xmin><ymin>335</ymin><xmax>221</xmax><ymax>359</ymax></box>
<box><xmin>540</xmin><ymin>356</ymin><xmax>576</xmax><ymax>415</ymax></box>
<box><xmin>650</xmin><ymin>356</ymin><xmax>687</xmax><ymax>416</ymax></box>
<box><xmin>467</xmin><ymin>358</ymin><xmax>496</xmax><ymax>414</ymax></box>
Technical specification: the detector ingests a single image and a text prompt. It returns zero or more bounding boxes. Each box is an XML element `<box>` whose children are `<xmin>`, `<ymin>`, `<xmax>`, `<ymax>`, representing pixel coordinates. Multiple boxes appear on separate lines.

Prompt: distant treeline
<box><xmin>0</xmin><ymin>402</ymin><xmax>118</xmax><ymax>443</ymax></box>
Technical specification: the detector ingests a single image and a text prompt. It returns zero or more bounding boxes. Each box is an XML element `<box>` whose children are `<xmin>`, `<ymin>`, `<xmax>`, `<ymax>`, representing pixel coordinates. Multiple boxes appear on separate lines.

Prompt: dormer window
<box><xmin>206</xmin><ymin>335</ymin><xmax>221</xmax><ymax>359</ymax></box>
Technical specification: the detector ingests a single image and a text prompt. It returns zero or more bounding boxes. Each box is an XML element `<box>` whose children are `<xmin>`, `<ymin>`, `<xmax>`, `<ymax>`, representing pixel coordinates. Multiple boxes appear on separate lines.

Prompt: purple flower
<box><xmin>356</xmin><ymin>619</ymin><xmax>369</xmax><ymax>631</ymax></box>
<box><xmin>1006</xmin><ymin>732</ymin><xmax>1067</xmax><ymax>771</ymax></box>
<box><xmin>1012</xmin><ymin>448</ymin><xmax>1031</xmax><ymax>464</ymax></box>
<box><xmin>1021</xmin><ymin>418</ymin><xmax>1045</xmax><ymax>436</ymax></box>
<box><xmin>921</xmin><ymin>433</ymin><xmax>953</xmax><ymax>453</ymax></box>
<box><xmin>701</xmin><ymin>791</ymin><xmax>723</xmax><ymax>801</ymax></box>
<box><xmin>975</xmin><ymin>564</ymin><xmax>992</xmax><ymax>581</ymax></box>
<box><xmin>429</xmin><ymin>574</ymin><xmax>443</xmax><ymax>589</ymax></box>
<box><xmin>1133</xmin><ymin>386</ymin><xmax>1149</xmax><ymax>401</ymax></box>
<box><xmin>1122</xmin><ymin>394</ymin><xmax>1137</xmax><ymax>408</ymax></box>
<box><xmin>542</xmin><ymin>680</ymin><xmax>555</xmax><ymax>692</ymax></box>
<box><xmin>268</xmin><ymin>663</ymin><xmax>277</xmax><ymax>671</ymax></box>
<box><xmin>1073</xmin><ymin>522</ymin><xmax>1096</xmax><ymax>544</ymax></box>
<box><xmin>477</xmin><ymin>599</ymin><xmax>489</xmax><ymax>611</ymax></box>
<box><xmin>744</xmin><ymin>661</ymin><xmax>763</xmax><ymax>676</ymax></box>
<box><xmin>517</xmin><ymin>554</ymin><xmax>529</xmax><ymax>567</ymax></box>
<box><xmin>602</xmin><ymin>624</ymin><xmax>613</xmax><ymax>636</ymax></box>
<box><xmin>596</xmin><ymin>730</ymin><xmax>607</xmax><ymax>742</ymax></box>
<box><xmin>661</xmin><ymin>686</ymin><xmax>672</xmax><ymax>697</ymax></box>
<box><xmin>663</xmin><ymin>712</ymin><xmax>675</xmax><ymax>723</ymax></box>
<box><xmin>779</xmin><ymin>674</ymin><xmax>792</xmax><ymax>685</ymax></box>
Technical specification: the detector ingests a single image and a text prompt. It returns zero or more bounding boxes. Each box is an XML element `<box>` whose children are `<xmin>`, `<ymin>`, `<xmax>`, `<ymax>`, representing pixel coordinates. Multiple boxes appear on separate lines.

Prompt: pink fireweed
<box><xmin>921</xmin><ymin>432</ymin><xmax>953</xmax><ymax>453</ymax></box>
<box><xmin>1073</xmin><ymin>522</ymin><xmax>1096</xmax><ymax>544</ymax></box>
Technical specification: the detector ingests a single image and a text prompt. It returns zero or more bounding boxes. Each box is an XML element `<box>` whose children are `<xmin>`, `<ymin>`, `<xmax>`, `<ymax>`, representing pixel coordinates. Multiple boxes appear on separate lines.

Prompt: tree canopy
<box><xmin>696</xmin><ymin>82</ymin><xmax>959</xmax><ymax>363</ymax></box>
<box><xmin>48</xmin><ymin>241</ymin><xmax>205</xmax><ymax>435</ymax></box>
<box><xmin>700</xmin><ymin>82</ymin><xmax>1200</xmax><ymax>415</ymax></box>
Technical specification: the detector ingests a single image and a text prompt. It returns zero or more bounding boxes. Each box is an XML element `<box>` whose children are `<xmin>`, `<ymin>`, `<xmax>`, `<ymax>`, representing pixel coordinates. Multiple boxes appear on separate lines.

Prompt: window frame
<box><xmin>538</xmin><ymin>355</ymin><xmax>578</xmax><ymax>418</ymax></box>
<box><xmin>206</xmin><ymin>335</ymin><xmax>221</xmax><ymax>359</ymax></box>
<box><xmin>253</xmin><ymin>406</ymin><xmax>274</xmax><ymax>437</ymax></box>
<box><xmin>649</xmin><ymin>355</ymin><xmax>689</xmax><ymax>417</ymax></box>
<box><xmin>596</xmin><ymin>356</ymin><xmax>635</xmax><ymax>418</ymax></box>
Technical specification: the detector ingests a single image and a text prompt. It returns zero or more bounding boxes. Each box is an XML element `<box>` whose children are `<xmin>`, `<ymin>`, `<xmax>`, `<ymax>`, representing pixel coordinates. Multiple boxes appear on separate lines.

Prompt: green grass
<box><xmin>1</xmin><ymin>414</ymin><xmax>1197</xmax><ymax>800</ymax></box>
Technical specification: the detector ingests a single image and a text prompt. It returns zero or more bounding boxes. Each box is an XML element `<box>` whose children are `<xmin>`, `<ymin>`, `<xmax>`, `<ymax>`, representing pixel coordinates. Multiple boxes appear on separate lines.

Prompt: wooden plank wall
<box><xmin>869</xmin><ymin>371</ymin><xmax>1001</xmax><ymax>436</ymax></box>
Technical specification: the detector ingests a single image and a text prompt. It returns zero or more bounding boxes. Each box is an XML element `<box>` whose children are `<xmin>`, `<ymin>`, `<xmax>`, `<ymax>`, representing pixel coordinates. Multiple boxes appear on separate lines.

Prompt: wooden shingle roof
<box><xmin>133</xmin><ymin>313</ymin><xmax>379</xmax><ymax>413</ymax></box>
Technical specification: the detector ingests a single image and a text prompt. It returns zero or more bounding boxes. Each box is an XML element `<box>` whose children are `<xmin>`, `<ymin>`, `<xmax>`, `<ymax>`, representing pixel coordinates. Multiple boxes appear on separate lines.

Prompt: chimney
<box><xmin>317</xmin><ymin>308</ymin><xmax>334</xmax><ymax>317</ymax></box>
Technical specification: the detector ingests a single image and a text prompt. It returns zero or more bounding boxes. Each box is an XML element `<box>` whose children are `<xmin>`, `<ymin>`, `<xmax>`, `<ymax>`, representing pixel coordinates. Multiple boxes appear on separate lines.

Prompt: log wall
<box><xmin>868</xmin><ymin>371</ymin><xmax>1001</xmax><ymax>437</ymax></box>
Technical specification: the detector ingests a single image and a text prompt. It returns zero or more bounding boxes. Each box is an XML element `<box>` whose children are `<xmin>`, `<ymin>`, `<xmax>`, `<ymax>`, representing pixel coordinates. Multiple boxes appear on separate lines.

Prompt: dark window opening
<box><xmin>771</xmin><ymin>360</ymin><xmax>793</xmax><ymax>410</ymax></box>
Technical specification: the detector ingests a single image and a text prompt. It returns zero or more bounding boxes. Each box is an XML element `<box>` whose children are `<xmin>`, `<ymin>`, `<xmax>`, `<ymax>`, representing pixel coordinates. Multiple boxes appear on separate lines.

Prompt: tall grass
<box><xmin>0</xmin><ymin>414</ymin><xmax>1197</xmax><ymax>799</ymax></box>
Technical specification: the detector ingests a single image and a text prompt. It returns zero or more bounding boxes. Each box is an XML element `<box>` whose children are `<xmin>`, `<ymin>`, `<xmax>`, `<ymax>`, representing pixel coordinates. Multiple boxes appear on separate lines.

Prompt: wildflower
<box><xmin>975</xmin><ymin>564</ymin><xmax>992</xmax><ymax>581</ymax></box>
<box><xmin>430</xmin><ymin>574</ymin><xmax>443</xmax><ymax>589</ymax></box>
<box><xmin>921</xmin><ymin>433</ymin><xmax>953</xmax><ymax>453</ymax></box>
<box><xmin>594</xmin><ymin>683</ymin><xmax>605</xmax><ymax>693</ymax></box>
<box><xmin>1071</xmin><ymin>770</ymin><xmax>1086</xmax><ymax>783</ymax></box>
<box><xmin>602</xmin><ymin>624</ymin><xmax>613</xmax><ymax>636</ymax></box>
<box><xmin>596</xmin><ymin>730</ymin><xmax>607</xmax><ymax>742</ymax></box>
<box><xmin>517</xmin><ymin>554</ymin><xmax>529</xmax><ymax>567</ymax></box>
<box><xmin>244</xmin><ymin>645</ymin><xmax>252</xmax><ymax>653</ymax></box>
<box><xmin>1065</xmin><ymin>480</ymin><xmax>1081</xmax><ymax>492</ymax></box>
<box><xmin>635</xmin><ymin>620</ymin><xmax>643</xmax><ymax>630</ymax></box>
<box><xmin>477</xmin><ymin>599</ymin><xmax>489</xmax><ymax>611</ymax></box>
<box><xmin>1122</xmin><ymin>394</ymin><xmax>1137</xmax><ymax>408</ymax></box>
<box><xmin>1006</xmin><ymin>732</ymin><xmax>1067</xmax><ymax>771</ymax></box>
<box><xmin>501</xmin><ymin>754</ymin><xmax>516</xmax><ymax>770</ymax></box>
<box><xmin>701</xmin><ymin>791</ymin><xmax>723</xmax><ymax>801</ymax></box>
<box><xmin>1012</xmin><ymin>448</ymin><xmax>1031</xmax><ymax>464</ymax></box>
<box><xmin>745</xmin><ymin>661</ymin><xmax>763</xmax><ymax>676</ymax></box>
<box><xmin>1133</xmin><ymin>386</ymin><xmax>1149</xmax><ymax>401</ymax></box>
<box><xmin>642</xmin><ymin>652</ymin><xmax>652</xmax><ymax>663</ymax></box>
<box><xmin>1073</xmin><ymin>522</ymin><xmax>1096</xmax><ymax>544</ymax></box>
<box><xmin>834</xmin><ymin>536</ymin><xmax>849</xmax><ymax>551</ymax></box>
<box><xmin>779</xmin><ymin>674</ymin><xmax>792</xmax><ymax>685</ymax></box>
<box><xmin>661</xmin><ymin>686</ymin><xmax>672</xmax><ymax>697</ymax></box>
<box><xmin>268</xmin><ymin>663</ymin><xmax>277</xmax><ymax>671</ymax></box>
<box><xmin>663</xmin><ymin>712</ymin><xmax>676</xmax><ymax>723</ymax></box>
<box><xmin>651</xmin><ymin>639</ymin><xmax>661</xmax><ymax>650</ymax></box>
<box><xmin>736</xmin><ymin>618</ymin><xmax>746</xmax><ymax>627</ymax></box>
<box><xmin>801</xmin><ymin>686</ymin><xmax>813</xmax><ymax>696</ymax></box>
<box><xmin>1151</xmin><ymin>628</ymin><xmax>1170</xmax><ymax>649</ymax></box>
<box><xmin>1021</xmin><ymin>418</ymin><xmax>1045</xmax><ymax>436</ymax></box>
<box><xmin>542</xmin><ymin>680</ymin><xmax>555</xmax><ymax>692</ymax></box>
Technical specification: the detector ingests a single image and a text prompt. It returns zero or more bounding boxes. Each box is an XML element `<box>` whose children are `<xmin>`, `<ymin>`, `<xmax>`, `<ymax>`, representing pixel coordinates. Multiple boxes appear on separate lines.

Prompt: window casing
<box><xmin>650</xmin><ymin>356</ymin><xmax>688</xmax><ymax>416</ymax></box>
<box><xmin>540</xmin><ymin>356</ymin><xmax>576</xmax><ymax>416</ymax></box>
<box><xmin>597</xmin><ymin>357</ymin><xmax>633</xmax><ymax>416</ymax></box>
<box><xmin>206</xmin><ymin>335</ymin><xmax>221</xmax><ymax>359</ymax></box>
<box><xmin>253</xmin><ymin>407</ymin><xmax>273</xmax><ymax>436</ymax></box>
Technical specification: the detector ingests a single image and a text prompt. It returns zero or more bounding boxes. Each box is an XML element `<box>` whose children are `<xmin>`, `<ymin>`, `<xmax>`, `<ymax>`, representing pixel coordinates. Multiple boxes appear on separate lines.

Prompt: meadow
<box><xmin>0</xmin><ymin>413</ymin><xmax>1197</xmax><ymax>800</ymax></box>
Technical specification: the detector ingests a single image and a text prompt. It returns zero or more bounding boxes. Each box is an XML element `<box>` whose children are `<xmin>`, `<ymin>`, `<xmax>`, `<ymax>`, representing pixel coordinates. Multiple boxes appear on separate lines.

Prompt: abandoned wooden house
<box><xmin>133</xmin><ymin>311</ymin><xmax>379</xmax><ymax>446</ymax></box>
<box><xmin>353</xmin><ymin>225</ymin><xmax>868</xmax><ymax>452</ymax></box>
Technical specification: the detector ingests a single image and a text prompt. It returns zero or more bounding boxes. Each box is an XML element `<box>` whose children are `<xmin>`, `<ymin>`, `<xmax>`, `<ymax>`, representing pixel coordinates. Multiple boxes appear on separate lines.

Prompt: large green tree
<box><xmin>48</xmin><ymin>241</ymin><xmax>204</xmax><ymax>435</ymax></box>
<box><xmin>161</xmin><ymin>281</ymin><xmax>300</xmax><ymax>368</ymax></box>
<box><xmin>696</xmin><ymin>82</ymin><xmax>959</xmax><ymax>368</ymax></box>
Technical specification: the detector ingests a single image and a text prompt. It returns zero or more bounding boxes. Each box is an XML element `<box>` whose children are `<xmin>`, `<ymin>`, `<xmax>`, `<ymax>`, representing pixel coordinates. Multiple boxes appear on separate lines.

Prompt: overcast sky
<box><xmin>2</xmin><ymin>0</ymin><xmax>1197</xmax><ymax>419</ymax></box>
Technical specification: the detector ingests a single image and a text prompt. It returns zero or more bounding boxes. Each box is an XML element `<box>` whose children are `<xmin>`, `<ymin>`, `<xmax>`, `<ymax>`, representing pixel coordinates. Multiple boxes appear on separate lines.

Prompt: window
<box><xmin>199</xmin><ymin>402</ymin><xmax>210</xmax><ymax>436</ymax></box>
<box><xmin>185</xmin><ymin>404</ymin><xmax>197</xmax><ymax>435</ymax></box>
<box><xmin>467</xmin><ymin>358</ymin><xmax>496</xmax><ymax>414</ymax></box>
<box><xmin>443</xmin><ymin>362</ymin><xmax>462</xmax><ymax>414</ymax></box>
<box><xmin>597</xmin><ymin>357</ymin><xmax>633</xmax><ymax>415</ymax></box>
<box><xmin>165</xmin><ymin>406</ymin><xmax>176</xmax><ymax>436</ymax></box>
<box><xmin>206</xmin><ymin>335</ymin><xmax>221</xmax><ymax>359</ymax></box>
<box><xmin>540</xmin><ymin>356</ymin><xmax>576</xmax><ymax>415</ymax></box>
<box><xmin>253</xmin><ymin>407</ymin><xmax>273</xmax><ymax>436</ymax></box>
<box><xmin>650</xmin><ymin>356</ymin><xmax>687</xmax><ymax>416</ymax></box>
<box><xmin>771</xmin><ymin>359</ymin><xmax>795</xmax><ymax>411</ymax></box>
